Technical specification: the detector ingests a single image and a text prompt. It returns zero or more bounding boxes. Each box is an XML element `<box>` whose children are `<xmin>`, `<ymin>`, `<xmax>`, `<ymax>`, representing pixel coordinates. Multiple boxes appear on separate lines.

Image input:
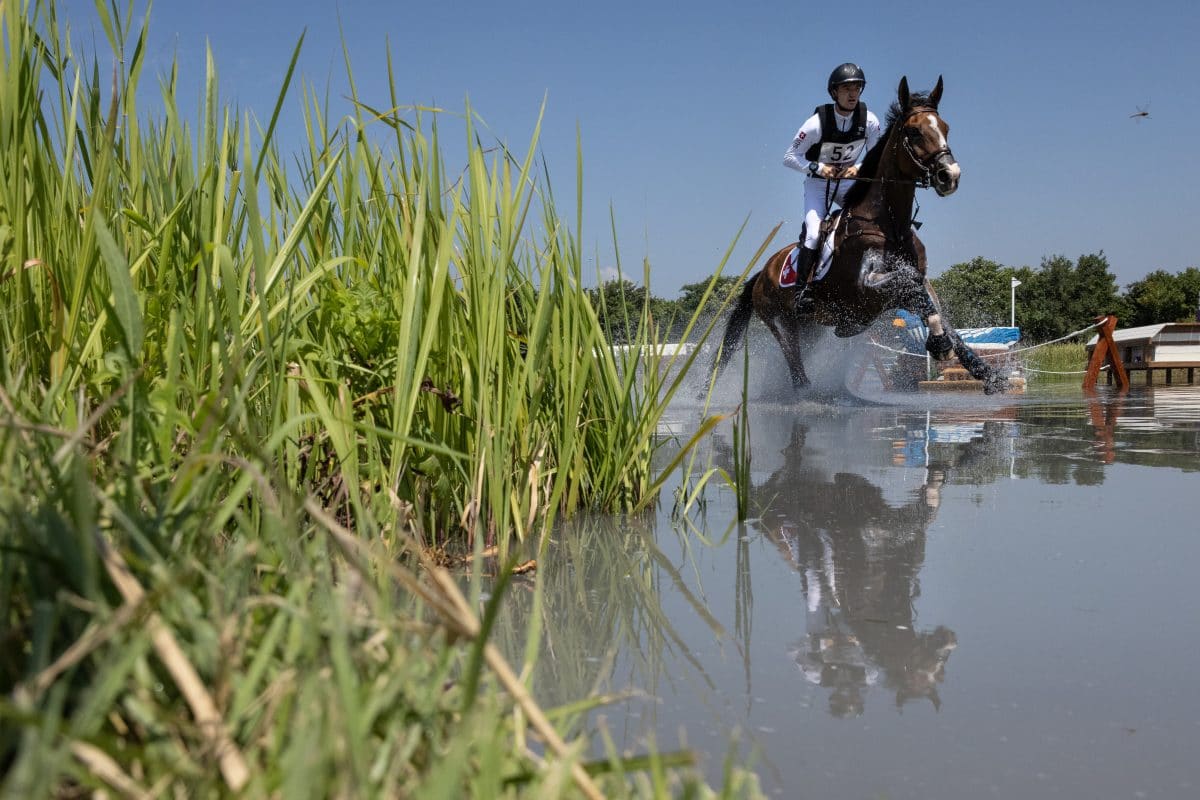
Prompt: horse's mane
<box><xmin>842</xmin><ymin>92</ymin><xmax>933</xmax><ymax>207</ymax></box>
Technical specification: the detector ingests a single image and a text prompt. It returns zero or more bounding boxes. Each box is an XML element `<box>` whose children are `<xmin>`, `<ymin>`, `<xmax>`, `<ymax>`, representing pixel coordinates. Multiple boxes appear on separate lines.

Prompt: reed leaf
<box><xmin>0</xmin><ymin>2</ymin><xmax>762</xmax><ymax>797</ymax></box>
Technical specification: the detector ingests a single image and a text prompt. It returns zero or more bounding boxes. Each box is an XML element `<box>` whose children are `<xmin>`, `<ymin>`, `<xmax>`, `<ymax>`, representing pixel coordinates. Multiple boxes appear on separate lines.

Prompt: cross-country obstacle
<box><xmin>919</xmin><ymin>363</ymin><xmax>1026</xmax><ymax>393</ymax></box>
<box><xmin>860</xmin><ymin>315</ymin><xmax>1027</xmax><ymax>394</ymax></box>
<box><xmin>1084</xmin><ymin>314</ymin><xmax>1200</xmax><ymax>389</ymax></box>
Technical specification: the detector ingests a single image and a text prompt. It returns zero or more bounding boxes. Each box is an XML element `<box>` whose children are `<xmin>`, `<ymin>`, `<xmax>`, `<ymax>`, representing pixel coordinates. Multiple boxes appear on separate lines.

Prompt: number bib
<box><xmin>804</xmin><ymin>103</ymin><xmax>870</xmax><ymax>167</ymax></box>
<box><xmin>817</xmin><ymin>139</ymin><xmax>865</xmax><ymax>167</ymax></box>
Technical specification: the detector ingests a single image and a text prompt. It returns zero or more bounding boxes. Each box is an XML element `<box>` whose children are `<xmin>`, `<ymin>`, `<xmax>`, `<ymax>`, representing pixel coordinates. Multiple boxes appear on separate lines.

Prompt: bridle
<box><xmin>898</xmin><ymin>106</ymin><xmax>956</xmax><ymax>188</ymax></box>
<box><xmin>841</xmin><ymin>105</ymin><xmax>958</xmax><ymax>243</ymax></box>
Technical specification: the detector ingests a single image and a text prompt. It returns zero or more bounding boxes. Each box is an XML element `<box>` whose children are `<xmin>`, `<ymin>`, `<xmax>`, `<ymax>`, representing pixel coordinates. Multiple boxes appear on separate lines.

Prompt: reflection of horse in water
<box><xmin>713</xmin><ymin>77</ymin><xmax>1009</xmax><ymax>395</ymax></box>
<box><xmin>753</xmin><ymin>422</ymin><xmax>956</xmax><ymax>716</ymax></box>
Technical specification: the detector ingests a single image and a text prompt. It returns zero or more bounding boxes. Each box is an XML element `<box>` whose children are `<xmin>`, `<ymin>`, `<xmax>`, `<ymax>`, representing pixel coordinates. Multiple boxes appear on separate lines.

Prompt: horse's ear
<box><xmin>929</xmin><ymin>75</ymin><xmax>944</xmax><ymax>109</ymax></box>
<box><xmin>898</xmin><ymin>76</ymin><xmax>911</xmax><ymax>109</ymax></box>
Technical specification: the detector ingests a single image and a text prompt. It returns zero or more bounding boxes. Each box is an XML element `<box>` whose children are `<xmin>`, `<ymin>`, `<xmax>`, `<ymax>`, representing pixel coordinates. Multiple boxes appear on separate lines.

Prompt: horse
<box><xmin>714</xmin><ymin>76</ymin><xmax>1009</xmax><ymax>395</ymax></box>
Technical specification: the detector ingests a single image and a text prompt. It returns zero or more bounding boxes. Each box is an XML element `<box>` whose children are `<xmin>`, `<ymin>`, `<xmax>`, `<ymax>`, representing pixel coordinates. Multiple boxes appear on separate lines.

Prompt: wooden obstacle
<box><xmin>859</xmin><ymin>336</ymin><xmax>1027</xmax><ymax>394</ymax></box>
<box><xmin>919</xmin><ymin>343</ymin><xmax>1026</xmax><ymax>393</ymax></box>
<box><xmin>918</xmin><ymin>366</ymin><xmax>1026</xmax><ymax>393</ymax></box>
<box><xmin>1083</xmin><ymin>315</ymin><xmax>1130</xmax><ymax>391</ymax></box>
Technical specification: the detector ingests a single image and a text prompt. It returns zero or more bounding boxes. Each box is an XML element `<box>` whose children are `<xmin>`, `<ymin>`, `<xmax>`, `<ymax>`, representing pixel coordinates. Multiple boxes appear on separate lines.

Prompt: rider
<box><xmin>783</xmin><ymin>62</ymin><xmax>882</xmax><ymax>312</ymax></box>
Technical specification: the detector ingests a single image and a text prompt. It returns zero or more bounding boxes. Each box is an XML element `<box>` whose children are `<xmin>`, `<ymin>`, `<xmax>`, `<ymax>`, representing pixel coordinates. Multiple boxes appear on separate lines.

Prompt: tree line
<box><xmin>929</xmin><ymin>254</ymin><xmax>1200</xmax><ymax>340</ymax></box>
<box><xmin>587</xmin><ymin>254</ymin><xmax>1200</xmax><ymax>344</ymax></box>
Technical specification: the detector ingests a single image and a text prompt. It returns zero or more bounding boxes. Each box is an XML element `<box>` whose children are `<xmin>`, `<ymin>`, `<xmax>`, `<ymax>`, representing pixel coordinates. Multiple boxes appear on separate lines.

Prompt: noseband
<box><xmin>900</xmin><ymin>107</ymin><xmax>955</xmax><ymax>186</ymax></box>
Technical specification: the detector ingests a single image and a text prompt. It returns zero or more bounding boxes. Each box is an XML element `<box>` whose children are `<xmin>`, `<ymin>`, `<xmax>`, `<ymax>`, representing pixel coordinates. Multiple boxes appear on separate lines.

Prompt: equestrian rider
<box><xmin>783</xmin><ymin>62</ymin><xmax>882</xmax><ymax>312</ymax></box>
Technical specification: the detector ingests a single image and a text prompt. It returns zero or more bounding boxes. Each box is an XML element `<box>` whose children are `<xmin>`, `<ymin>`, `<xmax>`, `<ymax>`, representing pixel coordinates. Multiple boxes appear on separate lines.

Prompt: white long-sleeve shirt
<box><xmin>784</xmin><ymin>106</ymin><xmax>882</xmax><ymax>174</ymax></box>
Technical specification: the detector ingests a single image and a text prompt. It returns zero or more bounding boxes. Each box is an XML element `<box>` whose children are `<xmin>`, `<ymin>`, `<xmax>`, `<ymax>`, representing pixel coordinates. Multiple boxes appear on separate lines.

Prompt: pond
<box><xmin>492</xmin><ymin>383</ymin><xmax>1200</xmax><ymax>799</ymax></box>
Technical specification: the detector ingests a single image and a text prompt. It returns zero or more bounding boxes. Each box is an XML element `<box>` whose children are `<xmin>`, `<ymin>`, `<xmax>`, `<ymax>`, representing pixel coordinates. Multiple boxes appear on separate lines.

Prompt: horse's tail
<box><xmin>712</xmin><ymin>273</ymin><xmax>759</xmax><ymax>379</ymax></box>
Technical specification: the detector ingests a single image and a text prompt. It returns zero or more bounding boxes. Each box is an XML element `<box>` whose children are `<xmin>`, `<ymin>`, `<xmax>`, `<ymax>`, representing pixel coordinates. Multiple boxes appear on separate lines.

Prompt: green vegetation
<box><xmin>0</xmin><ymin>2</ymin><xmax>758</xmax><ymax>796</ymax></box>
<box><xmin>930</xmin><ymin>255</ymin><xmax>1197</xmax><ymax>343</ymax></box>
<box><xmin>931</xmin><ymin>254</ymin><xmax>1124</xmax><ymax>340</ymax></box>
<box><xmin>1123</xmin><ymin>267</ymin><xmax>1200</xmax><ymax>327</ymax></box>
<box><xmin>1015</xmin><ymin>342</ymin><xmax>1198</xmax><ymax>386</ymax></box>
<box><xmin>588</xmin><ymin>274</ymin><xmax>741</xmax><ymax>345</ymax></box>
<box><xmin>1022</xmin><ymin>342</ymin><xmax>1088</xmax><ymax>380</ymax></box>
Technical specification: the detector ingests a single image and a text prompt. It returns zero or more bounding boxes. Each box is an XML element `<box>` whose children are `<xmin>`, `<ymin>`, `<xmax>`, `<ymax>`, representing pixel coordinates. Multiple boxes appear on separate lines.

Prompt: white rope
<box><xmin>1007</xmin><ymin>320</ymin><xmax>1106</xmax><ymax>355</ymax></box>
<box><xmin>1023</xmin><ymin>364</ymin><xmax>1110</xmax><ymax>375</ymax></box>
<box><xmin>868</xmin><ymin>341</ymin><xmax>927</xmax><ymax>358</ymax></box>
<box><xmin>868</xmin><ymin>318</ymin><xmax>1108</xmax><ymax>360</ymax></box>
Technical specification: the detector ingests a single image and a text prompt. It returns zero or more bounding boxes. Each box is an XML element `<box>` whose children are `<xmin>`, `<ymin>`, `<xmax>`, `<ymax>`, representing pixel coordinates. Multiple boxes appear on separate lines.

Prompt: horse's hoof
<box><xmin>983</xmin><ymin>374</ymin><xmax>1010</xmax><ymax>395</ymax></box>
<box><xmin>925</xmin><ymin>332</ymin><xmax>954</xmax><ymax>361</ymax></box>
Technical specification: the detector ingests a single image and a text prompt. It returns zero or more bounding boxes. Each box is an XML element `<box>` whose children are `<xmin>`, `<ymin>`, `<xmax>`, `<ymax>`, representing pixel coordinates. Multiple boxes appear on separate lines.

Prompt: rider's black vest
<box><xmin>803</xmin><ymin>103</ymin><xmax>868</xmax><ymax>162</ymax></box>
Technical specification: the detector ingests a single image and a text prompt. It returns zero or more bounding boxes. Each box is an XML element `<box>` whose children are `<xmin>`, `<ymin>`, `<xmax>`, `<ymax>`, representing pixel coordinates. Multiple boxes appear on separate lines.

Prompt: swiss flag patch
<box><xmin>779</xmin><ymin>246</ymin><xmax>800</xmax><ymax>287</ymax></box>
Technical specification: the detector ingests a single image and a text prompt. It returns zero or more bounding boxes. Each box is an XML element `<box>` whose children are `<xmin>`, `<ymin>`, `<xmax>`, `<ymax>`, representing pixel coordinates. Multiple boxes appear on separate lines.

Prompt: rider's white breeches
<box><xmin>802</xmin><ymin>177</ymin><xmax>852</xmax><ymax>250</ymax></box>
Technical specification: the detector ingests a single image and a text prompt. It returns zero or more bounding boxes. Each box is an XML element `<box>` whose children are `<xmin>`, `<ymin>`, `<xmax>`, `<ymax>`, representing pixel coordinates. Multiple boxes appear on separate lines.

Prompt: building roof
<box><xmin>1086</xmin><ymin>322</ymin><xmax>1200</xmax><ymax>348</ymax></box>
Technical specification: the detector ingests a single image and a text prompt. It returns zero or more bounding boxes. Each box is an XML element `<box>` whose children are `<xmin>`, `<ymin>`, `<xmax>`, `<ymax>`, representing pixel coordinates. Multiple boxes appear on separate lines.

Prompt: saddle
<box><xmin>780</xmin><ymin>213</ymin><xmax>845</xmax><ymax>289</ymax></box>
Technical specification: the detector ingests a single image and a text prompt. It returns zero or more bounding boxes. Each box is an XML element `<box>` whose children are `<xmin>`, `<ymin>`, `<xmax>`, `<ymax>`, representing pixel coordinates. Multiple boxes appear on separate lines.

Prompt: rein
<box><xmin>848</xmin><ymin>173</ymin><xmax>929</xmax><ymax>188</ymax></box>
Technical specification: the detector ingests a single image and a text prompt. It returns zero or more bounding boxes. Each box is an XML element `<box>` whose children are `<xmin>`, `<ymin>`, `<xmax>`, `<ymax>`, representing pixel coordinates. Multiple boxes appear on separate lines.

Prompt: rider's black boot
<box><xmin>792</xmin><ymin>247</ymin><xmax>818</xmax><ymax>315</ymax></box>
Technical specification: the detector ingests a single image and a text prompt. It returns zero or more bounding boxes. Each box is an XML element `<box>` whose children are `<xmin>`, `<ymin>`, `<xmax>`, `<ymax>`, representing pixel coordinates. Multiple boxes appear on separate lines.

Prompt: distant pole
<box><xmin>1010</xmin><ymin>277</ymin><xmax>1022</xmax><ymax>328</ymax></box>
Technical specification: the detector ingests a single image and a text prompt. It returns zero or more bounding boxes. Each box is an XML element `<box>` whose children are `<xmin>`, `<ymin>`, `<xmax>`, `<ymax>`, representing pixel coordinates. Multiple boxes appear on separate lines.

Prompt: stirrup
<box><xmin>793</xmin><ymin>284</ymin><xmax>815</xmax><ymax>315</ymax></box>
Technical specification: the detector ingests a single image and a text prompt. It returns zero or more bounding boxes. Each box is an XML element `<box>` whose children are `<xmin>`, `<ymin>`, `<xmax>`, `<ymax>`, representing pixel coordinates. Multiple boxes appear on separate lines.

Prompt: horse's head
<box><xmin>895</xmin><ymin>76</ymin><xmax>960</xmax><ymax>196</ymax></box>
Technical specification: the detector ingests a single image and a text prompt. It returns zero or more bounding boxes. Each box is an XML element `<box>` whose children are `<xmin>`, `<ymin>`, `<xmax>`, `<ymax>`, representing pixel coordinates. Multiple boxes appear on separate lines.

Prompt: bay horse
<box><xmin>715</xmin><ymin>76</ymin><xmax>1009</xmax><ymax>395</ymax></box>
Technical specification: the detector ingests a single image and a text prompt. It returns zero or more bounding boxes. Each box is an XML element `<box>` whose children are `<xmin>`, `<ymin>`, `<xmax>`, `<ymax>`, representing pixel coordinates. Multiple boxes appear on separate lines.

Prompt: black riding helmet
<box><xmin>827</xmin><ymin>63</ymin><xmax>866</xmax><ymax>99</ymax></box>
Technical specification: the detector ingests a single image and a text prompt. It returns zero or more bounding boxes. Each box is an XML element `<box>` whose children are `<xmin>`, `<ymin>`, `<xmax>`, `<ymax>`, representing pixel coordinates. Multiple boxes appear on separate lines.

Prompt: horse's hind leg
<box><xmin>764</xmin><ymin>316</ymin><xmax>810</xmax><ymax>391</ymax></box>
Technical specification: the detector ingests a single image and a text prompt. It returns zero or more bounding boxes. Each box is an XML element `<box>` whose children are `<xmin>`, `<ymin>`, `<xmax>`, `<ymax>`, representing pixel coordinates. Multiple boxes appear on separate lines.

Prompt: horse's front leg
<box><xmin>902</xmin><ymin>280</ymin><xmax>1009</xmax><ymax>394</ymax></box>
<box><xmin>923</xmin><ymin>314</ymin><xmax>954</xmax><ymax>360</ymax></box>
<box><xmin>896</xmin><ymin>280</ymin><xmax>954</xmax><ymax>361</ymax></box>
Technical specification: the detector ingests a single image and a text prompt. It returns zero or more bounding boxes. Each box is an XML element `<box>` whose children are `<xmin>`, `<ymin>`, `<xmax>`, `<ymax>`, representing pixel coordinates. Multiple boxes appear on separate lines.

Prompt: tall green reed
<box><xmin>1</xmin><ymin>1</ymin><xmax>762</xmax><ymax>795</ymax></box>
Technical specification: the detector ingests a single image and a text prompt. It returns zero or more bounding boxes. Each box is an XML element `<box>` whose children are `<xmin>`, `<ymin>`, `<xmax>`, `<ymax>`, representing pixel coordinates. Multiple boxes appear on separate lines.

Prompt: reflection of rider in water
<box><xmin>788</xmin><ymin>536</ymin><xmax>879</xmax><ymax>717</ymax></box>
<box><xmin>756</xmin><ymin>423</ymin><xmax>956</xmax><ymax>715</ymax></box>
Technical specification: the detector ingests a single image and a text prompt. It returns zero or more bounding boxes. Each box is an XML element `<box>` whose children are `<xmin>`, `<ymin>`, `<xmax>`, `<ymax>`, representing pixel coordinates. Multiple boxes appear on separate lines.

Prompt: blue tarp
<box><xmin>894</xmin><ymin>310</ymin><xmax>1019</xmax><ymax>346</ymax></box>
<box><xmin>959</xmin><ymin>327</ymin><xmax>1021</xmax><ymax>345</ymax></box>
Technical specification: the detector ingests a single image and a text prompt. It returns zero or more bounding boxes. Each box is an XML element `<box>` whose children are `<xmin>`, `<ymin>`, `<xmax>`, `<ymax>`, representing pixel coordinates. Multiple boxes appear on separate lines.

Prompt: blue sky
<box><xmin>58</xmin><ymin>0</ymin><xmax>1200</xmax><ymax>298</ymax></box>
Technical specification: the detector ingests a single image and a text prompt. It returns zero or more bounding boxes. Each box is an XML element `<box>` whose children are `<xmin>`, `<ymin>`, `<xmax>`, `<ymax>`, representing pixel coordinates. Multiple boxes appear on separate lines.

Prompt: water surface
<box><xmin>495</xmin><ymin>384</ymin><xmax>1200</xmax><ymax>798</ymax></box>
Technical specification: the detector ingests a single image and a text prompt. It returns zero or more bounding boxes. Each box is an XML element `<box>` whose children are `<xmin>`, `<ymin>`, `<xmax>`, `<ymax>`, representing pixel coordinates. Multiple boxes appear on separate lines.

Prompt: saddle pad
<box><xmin>814</xmin><ymin>235</ymin><xmax>835</xmax><ymax>281</ymax></box>
<box><xmin>779</xmin><ymin>246</ymin><xmax>800</xmax><ymax>287</ymax></box>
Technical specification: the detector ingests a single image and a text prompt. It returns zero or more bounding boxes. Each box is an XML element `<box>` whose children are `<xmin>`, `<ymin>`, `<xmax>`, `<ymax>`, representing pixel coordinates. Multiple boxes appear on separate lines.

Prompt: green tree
<box><xmin>586</xmin><ymin>278</ymin><xmax>647</xmax><ymax>345</ymax></box>
<box><xmin>649</xmin><ymin>296</ymin><xmax>685</xmax><ymax>340</ymax></box>
<box><xmin>670</xmin><ymin>274</ymin><xmax>742</xmax><ymax>340</ymax></box>
<box><xmin>1124</xmin><ymin>267</ymin><xmax>1200</xmax><ymax>326</ymax></box>
<box><xmin>1018</xmin><ymin>252</ymin><xmax>1124</xmax><ymax>341</ymax></box>
<box><xmin>1075</xmin><ymin>252</ymin><xmax>1126</xmax><ymax>320</ymax></box>
<box><xmin>676</xmin><ymin>275</ymin><xmax>742</xmax><ymax>319</ymax></box>
<box><xmin>930</xmin><ymin>257</ymin><xmax>1014</xmax><ymax>328</ymax></box>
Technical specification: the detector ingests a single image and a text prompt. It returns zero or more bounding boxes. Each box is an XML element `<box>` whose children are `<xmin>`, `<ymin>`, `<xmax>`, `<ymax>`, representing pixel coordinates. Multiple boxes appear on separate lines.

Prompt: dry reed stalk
<box><xmin>93</xmin><ymin>532</ymin><xmax>251</xmax><ymax>793</ymax></box>
<box><xmin>303</xmin><ymin>497</ymin><xmax>604</xmax><ymax>800</ymax></box>
<box><xmin>17</xmin><ymin>598</ymin><xmax>143</xmax><ymax>700</ymax></box>
<box><xmin>70</xmin><ymin>741</ymin><xmax>152</xmax><ymax>800</ymax></box>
